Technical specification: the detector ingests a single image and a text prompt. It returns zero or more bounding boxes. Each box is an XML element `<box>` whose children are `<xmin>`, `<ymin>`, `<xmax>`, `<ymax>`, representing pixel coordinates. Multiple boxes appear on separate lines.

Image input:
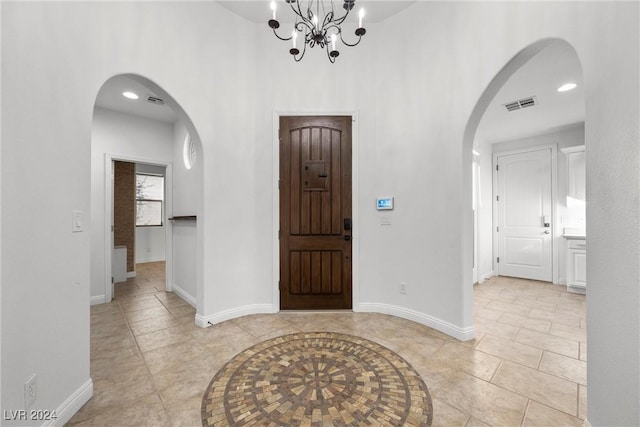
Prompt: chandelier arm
<box><xmin>293</xmin><ymin>31</ymin><xmax>309</xmax><ymax>62</ymax></box>
<box><xmin>321</xmin><ymin>10</ymin><xmax>335</xmax><ymax>30</ymax></box>
<box><xmin>328</xmin><ymin>10</ymin><xmax>350</xmax><ymax>28</ymax></box>
<box><xmin>296</xmin><ymin>20</ymin><xmax>314</xmax><ymax>33</ymax></box>
<box><xmin>324</xmin><ymin>22</ymin><xmax>342</xmax><ymax>33</ymax></box>
<box><xmin>325</xmin><ymin>43</ymin><xmax>337</xmax><ymax>64</ymax></box>
<box><xmin>304</xmin><ymin>29</ymin><xmax>316</xmax><ymax>48</ymax></box>
<box><xmin>272</xmin><ymin>27</ymin><xmax>294</xmax><ymax>42</ymax></box>
<box><xmin>327</xmin><ymin>51</ymin><xmax>336</xmax><ymax>63</ymax></box>
<box><xmin>290</xmin><ymin>0</ymin><xmax>306</xmax><ymax>21</ymax></box>
<box><xmin>339</xmin><ymin>31</ymin><xmax>363</xmax><ymax>47</ymax></box>
<box><xmin>327</xmin><ymin>0</ymin><xmax>352</xmax><ymax>26</ymax></box>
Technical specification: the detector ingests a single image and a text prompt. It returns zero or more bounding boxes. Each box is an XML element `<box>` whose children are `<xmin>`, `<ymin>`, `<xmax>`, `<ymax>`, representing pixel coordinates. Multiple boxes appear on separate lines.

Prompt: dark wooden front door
<box><xmin>280</xmin><ymin>116</ymin><xmax>352</xmax><ymax>310</ymax></box>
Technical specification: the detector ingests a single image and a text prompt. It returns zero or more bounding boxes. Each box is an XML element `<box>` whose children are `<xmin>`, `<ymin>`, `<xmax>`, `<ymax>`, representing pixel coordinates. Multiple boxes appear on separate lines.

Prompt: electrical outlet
<box><xmin>24</xmin><ymin>374</ymin><xmax>37</xmax><ymax>408</ymax></box>
<box><xmin>399</xmin><ymin>282</ymin><xmax>407</xmax><ymax>294</ymax></box>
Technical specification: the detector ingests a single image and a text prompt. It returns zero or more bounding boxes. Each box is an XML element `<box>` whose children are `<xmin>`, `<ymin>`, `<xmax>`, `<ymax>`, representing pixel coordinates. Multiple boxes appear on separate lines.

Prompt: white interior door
<box><xmin>495</xmin><ymin>148</ymin><xmax>552</xmax><ymax>281</ymax></box>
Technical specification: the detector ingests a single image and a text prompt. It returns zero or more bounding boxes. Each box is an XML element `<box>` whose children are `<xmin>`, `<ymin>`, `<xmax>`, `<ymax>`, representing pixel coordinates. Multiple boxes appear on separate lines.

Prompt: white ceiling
<box><xmin>475</xmin><ymin>40</ymin><xmax>585</xmax><ymax>144</ymax></box>
<box><xmin>218</xmin><ymin>1</ymin><xmax>416</xmax><ymax>24</ymax></box>
<box><xmin>94</xmin><ymin>6</ymin><xmax>584</xmax><ymax>143</ymax></box>
<box><xmin>95</xmin><ymin>76</ymin><xmax>179</xmax><ymax>124</ymax></box>
<box><xmin>93</xmin><ymin>1</ymin><xmax>417</xmax><ymax>125</ymax></box>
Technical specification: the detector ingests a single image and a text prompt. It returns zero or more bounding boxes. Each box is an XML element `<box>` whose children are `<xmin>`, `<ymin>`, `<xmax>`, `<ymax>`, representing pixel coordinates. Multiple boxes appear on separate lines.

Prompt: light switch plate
<box><xmin>72</xmin><ymin>210</ymin><xmax>84</xmax><ymax>233</ymax></box>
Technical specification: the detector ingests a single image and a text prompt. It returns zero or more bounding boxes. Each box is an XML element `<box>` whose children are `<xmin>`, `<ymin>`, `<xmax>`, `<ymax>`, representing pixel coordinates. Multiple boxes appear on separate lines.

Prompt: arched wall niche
<box><xmin>90</xmin><ymin>73</ymin><xmax>205</xmax><ymax>315</ymax></box>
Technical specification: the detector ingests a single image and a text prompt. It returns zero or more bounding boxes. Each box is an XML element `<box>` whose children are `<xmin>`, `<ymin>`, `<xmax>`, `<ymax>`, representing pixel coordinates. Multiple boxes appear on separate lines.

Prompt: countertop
<box><xmin>563</xmin><ymin>227</ymin><xmax>586</xmax><ymax>239</ymax></box>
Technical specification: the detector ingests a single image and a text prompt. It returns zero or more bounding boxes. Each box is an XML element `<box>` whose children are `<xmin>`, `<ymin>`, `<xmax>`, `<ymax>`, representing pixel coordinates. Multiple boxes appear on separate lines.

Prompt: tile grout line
<box><xmin>487</xmin><ymin>372</ymin><xmax>581</xmax><ymax>420</ymax></box>
<box><xmin>117</xmin><ymin>273</ymin><xmax>178</xmax><ymax>426</ymax></box>
<box><xmin>519</xmin><ymin>399</ymin><xmax>532</xmax><ymax>427</ymax></box>
<box><xmin>83</xmin><ymin>274</ymin><xmax>587</xmax><ymax>426</ymax></box>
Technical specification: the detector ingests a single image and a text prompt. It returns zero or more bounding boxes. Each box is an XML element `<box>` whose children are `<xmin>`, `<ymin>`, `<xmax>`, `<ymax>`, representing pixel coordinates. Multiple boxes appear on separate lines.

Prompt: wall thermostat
<box><xmin>376</xmin><ymin>197</ymin><xmax>394</xmax><ymax>210</ymax></box>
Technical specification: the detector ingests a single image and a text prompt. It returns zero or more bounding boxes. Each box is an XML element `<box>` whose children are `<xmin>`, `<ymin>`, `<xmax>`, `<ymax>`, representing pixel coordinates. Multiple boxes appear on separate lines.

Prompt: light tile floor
<box><xmin>68</xmin><ymin>264</ymin><xmax>587</xmax><ymax>426</ymax></box>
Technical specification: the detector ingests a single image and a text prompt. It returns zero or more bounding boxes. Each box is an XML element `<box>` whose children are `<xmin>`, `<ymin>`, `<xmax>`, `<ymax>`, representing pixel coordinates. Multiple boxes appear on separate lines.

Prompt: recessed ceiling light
<box><xmin>557</xmin><ymin>83</ymin><xmax>577</xmax><ymax>92</ymax></box>
<box><xmin>122</xmin><ymin>91</ymin><xmax>139</xmax><ymax>100</ymax></box>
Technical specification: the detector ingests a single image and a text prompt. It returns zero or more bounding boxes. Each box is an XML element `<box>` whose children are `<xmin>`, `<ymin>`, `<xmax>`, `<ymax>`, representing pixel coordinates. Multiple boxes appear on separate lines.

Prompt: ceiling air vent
<box><xmin>503</xmin><ymin>96</ymin><xmax>537</xmax><ymax>112</ymax></box>
<box><xmin>146</xmin><ymin>95</ymin><xmax>165</xmax><ymax>105</ymax></box>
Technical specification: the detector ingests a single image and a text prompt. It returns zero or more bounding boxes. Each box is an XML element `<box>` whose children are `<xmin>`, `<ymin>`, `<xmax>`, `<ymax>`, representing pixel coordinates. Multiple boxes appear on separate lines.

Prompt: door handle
<box><xmin>543</xmin><ymin>230</ymin><xmax>550</xmax><ymax>234</ymax></box>
<box><xmin>344</xmin><ymin>235</ymin><xmax>351</xmax><ymax>241</ymax></box>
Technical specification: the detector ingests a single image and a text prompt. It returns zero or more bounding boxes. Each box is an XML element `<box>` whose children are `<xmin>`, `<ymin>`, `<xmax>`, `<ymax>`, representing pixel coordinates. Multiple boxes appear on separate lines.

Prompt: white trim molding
<box><xmin>358</xmin><ymin>303</ymin><xmax>476</xmax><ymax>341</ymax></box>
<box><xmin>136</xmin><ymin>255</ymin><xmax>166</xmax><ymax>264</ymax></box>
<box><xmin>172</xmin><ymin>283</ymin><xmax>196</xmax><ymax>308</ymax></box>
<box><xmin>102</xmin><ymin>153</ymin><xmax>173</xmax><ymax>304</ymax></box>
<box><xmin>479</xmin><ymin>270</ymin><xmax>494</xmax><ymax>284</ymax></box>
<box><xmin>90</xmin><ymin>295</ymin><xmax>105</xmax><ymax>306</ymax></box>
<box><xmin>195</xmin><ymin>304</ymin><xmax>275</xmax><ymax>328</ymax></box>
<box><xmin>43</xmin><ymin>379</ymin><xmax>93</xmax><ymax>427</ymax></box>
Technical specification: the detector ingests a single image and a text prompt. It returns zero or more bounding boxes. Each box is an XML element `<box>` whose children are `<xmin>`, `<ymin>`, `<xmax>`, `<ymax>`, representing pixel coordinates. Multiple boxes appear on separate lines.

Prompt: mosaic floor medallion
<box><xmin>201</xmin><ymin>332</ymin><xmax>432</xmax><ymax>426</ymax></box>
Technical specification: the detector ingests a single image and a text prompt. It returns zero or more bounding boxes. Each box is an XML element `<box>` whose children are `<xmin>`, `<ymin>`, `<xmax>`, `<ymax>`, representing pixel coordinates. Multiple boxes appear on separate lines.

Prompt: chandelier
<box><xmin>268</xmin><ymin>0</ymin><xmax>366</xmax><ymax>63</ymax></box>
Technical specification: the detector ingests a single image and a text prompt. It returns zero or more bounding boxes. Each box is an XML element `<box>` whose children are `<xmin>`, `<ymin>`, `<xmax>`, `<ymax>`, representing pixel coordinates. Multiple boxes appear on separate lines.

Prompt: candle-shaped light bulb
<box><xmin>358</xmin><ymin>8</ymin><xmax>364</xmax><ymax>28</ymax></box>
<box><xmin>312</xmin><ymin>14</ymin><xmax>318</xmax><ymax>30</ymax></box>
<box><xmin>292</xmin><ymin>30</ymin><xmax>297</xmax><ymax>48</ymax></box>
<box><xmin>331</xmin><ymin>33</ymin><xmax>336</xmax><ymax>51</ymax></box>
<box><xmin>270</xmin><ymin>1</ymin><xmax>276</xmax><ymax>20</ymax></box>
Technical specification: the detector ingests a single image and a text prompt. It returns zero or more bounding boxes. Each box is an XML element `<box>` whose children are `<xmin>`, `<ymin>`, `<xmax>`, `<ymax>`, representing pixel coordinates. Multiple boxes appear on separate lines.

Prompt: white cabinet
<box><xmin>566</xmin><ymin>147</ymin><xmax>586</xmax><ymax>201</ymax></box>
<box><xmin>562</xmin><ymin>145</ymin><xmax>586</xmax><ymax>293</ymax></box>
<box><xmin>113</xmin><ymin>246</ymin><xmax>127</xmax><ymax>283</ymax></box>
<box><xmin>562</xmin><ymin>145</ymin><xmax>586</xmax><ymax>229</ymax></box>
<box><xmin>567</xmin><ymin>239</ymin><xmax>586</xmax><ymax>293</ymax></box>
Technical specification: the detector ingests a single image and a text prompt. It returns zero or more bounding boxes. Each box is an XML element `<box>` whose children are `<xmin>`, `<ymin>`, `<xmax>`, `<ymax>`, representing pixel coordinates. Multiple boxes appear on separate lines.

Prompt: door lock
<box><xmin>344</xmin><ymin>235</ymin><xmax>351</xmax><ymax>241</ymax></box>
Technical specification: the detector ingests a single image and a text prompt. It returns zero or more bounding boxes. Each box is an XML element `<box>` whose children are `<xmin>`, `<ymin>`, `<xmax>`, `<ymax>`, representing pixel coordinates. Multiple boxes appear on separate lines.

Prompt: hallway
<box><xmin>72</xmin><ymin>276</ymin><xmax>586</xmax><ymax>426</ymax></box>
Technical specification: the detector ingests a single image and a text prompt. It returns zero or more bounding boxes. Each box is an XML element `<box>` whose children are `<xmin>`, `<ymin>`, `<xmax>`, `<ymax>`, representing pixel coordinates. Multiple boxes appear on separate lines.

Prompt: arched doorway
<box><xmin>464</xmin><ymin>38</ymin><xmax>585</xmax><ymax>288</ymax></box>
<box><xmin>90</xmin><ymin>74</ymin><xmax>204</xmax><ymax>314</ymax></box>
<box><xmin>462</xmin><ymin>37</ymin><xmax>587</xmax><ymax>419</ymax></box>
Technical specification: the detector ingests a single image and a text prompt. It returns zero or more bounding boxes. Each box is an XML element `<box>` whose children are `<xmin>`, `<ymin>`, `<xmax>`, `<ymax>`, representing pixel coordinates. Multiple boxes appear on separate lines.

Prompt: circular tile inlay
<box><xmin>201</xmin><ymin>332</ymin><xmax>432</xmax><ymax>426</ymax></box>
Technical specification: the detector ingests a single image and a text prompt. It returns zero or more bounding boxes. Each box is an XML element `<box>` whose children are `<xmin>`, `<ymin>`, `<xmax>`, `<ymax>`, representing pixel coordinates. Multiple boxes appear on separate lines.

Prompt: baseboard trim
<box><xmin>126</xmin><ymin>271</ymin><xmax>136</xmax><ymax>278</ymax></box>
<box><xmin>357</xmin><ymin>302</ymin><xmax>475</xmax><ymax>341</ymax></box>
<box><xmin>90</xmin><ymin>295</ymin><xmax>105</xmax><ymax>306</ymax></box>
<box><xmin>479</xmin><ymin>271</ymin><xmax>494</xmax><ymax>283</ymax></box>
<box><xmin>136</xmin><ymin>256</ymin><xmax>166</xmax><ymax>264</ymax></box>
<box><xmin>171</xmin><ymin>284</ymin><xmax>196</xmax><ymax>308</ymax></box>
<box><xmin>195</xmin><ymin>304</ymin><xmax>275</xmax><ymax>328</ymax></box>
<box><xmin>43</xmin><ymin>378</ymin><xmax>93</xmax><ymax>427</ymax></box>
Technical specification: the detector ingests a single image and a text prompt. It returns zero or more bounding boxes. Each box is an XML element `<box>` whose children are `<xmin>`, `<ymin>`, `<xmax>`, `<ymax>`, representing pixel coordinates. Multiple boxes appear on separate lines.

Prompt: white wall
<box><xmin>492</xmin><ymin>123</ymin><xmax>584</xmax><ymax>153</ymax></box>
<box><xmin>135</xmin><ymin>164</ymin><xmax>167</xmax><ymax>264</ymax></box>
<box><xmin>487</xmin><ymin>123</ymin><xmax>585</xmax><ymax>284</ymax></box>
<box><xmin>580</xmin><ymin>5</ymin><xmax>639</xmax><ymax>424</ymax></box>
<box><xmin>170</xmin><ymin>121</ymin><xmax>202</xmax><ymax>305</ymax></box>
<box><xmin>2</xmin><ymin>2</ymin><xmax>251</xmax><ymax>422</ymax></box>
<box><xmin>91</xmin><ymin>107</ymin><xmax>174</xmax><ymax>303</ymax></box>
<box><xmin>1</xmin><ymin>2</ymin><xmax>638</xmax><ymax>426</ymax></box>
<box><xmin>135</xmin><ymin>228</ymin><xmax>166</xmax><ymax>263</ymax></box>
<box><xmin>1</xmin><ymin>1</ymin><xmax>4</xmax><ymax>411</ymax></box>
